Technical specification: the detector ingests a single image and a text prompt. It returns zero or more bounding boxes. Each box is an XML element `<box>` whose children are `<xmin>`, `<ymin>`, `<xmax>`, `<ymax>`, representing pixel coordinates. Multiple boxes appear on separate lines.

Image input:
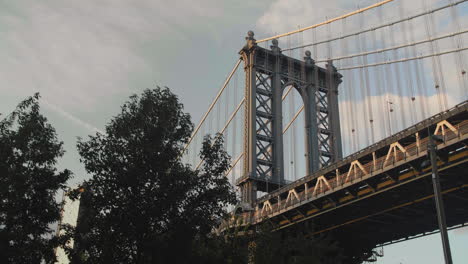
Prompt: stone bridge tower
<box><xmin>236</xmin><ymin>31</ymin><xmax>343</xmax><ymax>207</ymax></box>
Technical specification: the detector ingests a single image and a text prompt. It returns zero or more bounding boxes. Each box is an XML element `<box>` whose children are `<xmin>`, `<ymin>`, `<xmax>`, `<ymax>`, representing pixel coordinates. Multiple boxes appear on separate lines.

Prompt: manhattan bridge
<box><xmin>181</xmin><ymin>0</ymin><xmax>468</xmax><ymax>260</ymax></box>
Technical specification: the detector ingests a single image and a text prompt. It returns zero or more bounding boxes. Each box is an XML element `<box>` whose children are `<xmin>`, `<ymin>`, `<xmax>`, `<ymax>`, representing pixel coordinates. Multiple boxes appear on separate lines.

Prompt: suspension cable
<box><xmin>256</xmin><ymin>0</ymin><xmax>396</xmax><ymax>43</ymax></box>
<box><xmin>356</xmin><ymin>12</ymin><xmax>371</xmax><ymax>146</ymax></box>
<box><xmin>182</xmin><ymin>59</ymin><xmax>241</xmax><ymax>155</ymax></box>
<box><xmin>195</xmin><ymin>98</ymin><xmax>245</xmax><ymax>170</ymax></box>
<box><xmin>408</xmin><ymin>17</ymin><xmax>427</xmax><ymax>120</ymax></box>
<box><xmin>338</xmin><ymin>47</ymin><xmax>468</xmax><ymax>70</ymax></box>
<box><xmin>341</xmin><ymin>18</ymin><xmax>353</xmax><ymax>153</ymax></box>
<box><xmin>196</xmin><ymin>53</ymin><xmax>301</xmax><ymax>171</ymax></box>
<box><xmin>283</xmin><ymin>0</ymin><xmax>467</xmax><ymax>52</ymax></box>
<box><xmin>232</xmin><ymin>71</ymin><xmax>239</xmax><ymax>183</ymax></box>
<box><xmin>224</xmin><ymin>153</ymin><xmax>244</xmax><ymax>177</ymax></box>
<box><xmin>388</xmin><ymin>19</ymin><xmax>407</xmax><ymax>131</ymax></box>
<box><xmin>316</xmin><ymin>29</ymin><xmax>468</xmax><ymax>63</ymax></box>
<box><xmin>399</xmin><ymin>2</ymin><xmax>416</xmax><ymax>125</ymax></box>
<box><xmin>377</xmin><ymin>5</ymin><xmax>392</xmax><ymax>138</ymax></box>
<box><xmin>448</xmin><ymin>0</ymin><xmax>468</xmax><ymax>98</ymax></box>
<box><xmin>426</xmin><ymin>0</ymin><xmax>448</xmax><ymax>111</ymax></box>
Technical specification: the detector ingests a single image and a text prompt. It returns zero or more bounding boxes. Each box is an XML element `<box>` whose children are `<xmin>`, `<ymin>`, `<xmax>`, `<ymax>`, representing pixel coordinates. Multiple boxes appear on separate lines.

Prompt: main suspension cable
<box><xmin>257</xmin><ymin>0</ymin><xmax>396</xmax><ymax>43</ymax></box>
<box><xmin>338</xmin><ymin>47</ymin><xmax>468</xmax><ymax>70</ymax></box>
<box><xmin>283</xmin><ymin>0</ymin><xmax>467</xmax><ymax>52</ymax></box>
<box><xmin>314</xmin><ymin>29</ymin><xmax>468</xmax><ymax>63</ymax></box>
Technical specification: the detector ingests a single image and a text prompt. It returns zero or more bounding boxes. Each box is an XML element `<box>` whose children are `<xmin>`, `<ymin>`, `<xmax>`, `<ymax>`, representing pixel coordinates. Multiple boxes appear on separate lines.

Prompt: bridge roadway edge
<box><xmin>222</xmin><ymin>101</ymin><xmax>468</xmax><ymax>249</ymax></box>
<box><xmin>259</xmin><ymin>135</ymin><xmax>468</xmax><ymax>225</ymax></box>
<box><xmin>258</xmin><ymin>101</ymin><xmax>468</xmax><ymax>203</ymax></box>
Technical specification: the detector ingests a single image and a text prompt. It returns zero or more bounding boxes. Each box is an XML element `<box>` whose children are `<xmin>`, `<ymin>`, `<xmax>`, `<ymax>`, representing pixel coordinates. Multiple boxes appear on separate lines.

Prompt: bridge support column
<box><xmin>238</xmin><ymin>31</ymin><xmax>285</xmax><ymax>206</ymax></box>
<box><xmin>303</xmin><ymin>53</ymin><xmax>319</xmax><ymax>174</ymax></box>
<box><xmin>236</xmin><ymin>31</ymin><xmax>343</xmax><ymax>207</ymax></box>
<box><xmin>327</xmin><ymin>60</ymin><xmax>343</xmax><ymax>161</ymax></box>
<box><xmin>271</xmin><ymin>40</ymin><xmax>284</xmax><ymax>186</ymax></box>
<box><xmin>240</xmin><ymin>181</ymin><xmax>257</xmax><ymax>206</ymax></box>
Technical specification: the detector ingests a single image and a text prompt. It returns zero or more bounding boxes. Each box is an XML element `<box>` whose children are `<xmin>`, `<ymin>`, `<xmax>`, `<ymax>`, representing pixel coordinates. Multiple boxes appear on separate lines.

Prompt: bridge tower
<box><xmin>236</xmin><ymin>31</ymin><xmax>343</xmax><ymax>206</ymax></box>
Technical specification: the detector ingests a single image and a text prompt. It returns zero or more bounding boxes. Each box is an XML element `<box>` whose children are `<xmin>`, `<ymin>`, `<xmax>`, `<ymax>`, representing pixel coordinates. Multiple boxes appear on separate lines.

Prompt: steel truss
<box><xmin>220</xmin><ymin>102</ymin><xmax>468</xmax><ymax>248</ymax></box>
<box><xmin>237</xmin><ymin>31</ymin><xmax>343</xmax><ymax>205</ymax></box>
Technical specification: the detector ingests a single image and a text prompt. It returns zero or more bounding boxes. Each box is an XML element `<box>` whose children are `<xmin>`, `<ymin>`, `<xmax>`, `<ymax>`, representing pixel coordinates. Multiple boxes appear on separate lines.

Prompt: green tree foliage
<box><xmin>66</xmin><ymin>87</ymin><xmax>236</xmax><ymax>263</ymax></box>
<box><xmin>0</xmin><ymin>93</ymin><xmax>72</xmax><ymax>263</ymax></box>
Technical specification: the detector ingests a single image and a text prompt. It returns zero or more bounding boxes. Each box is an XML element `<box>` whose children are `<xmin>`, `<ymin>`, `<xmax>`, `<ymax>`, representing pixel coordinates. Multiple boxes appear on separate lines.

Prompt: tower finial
<box><xmin>304</xmin><ymin>50</ymin><xmax>314</xmax><ymax>65</ymax></box>
<box><xmin>245</xmin><ymin>30</ymin><xmax>257</xmax><ymax>48</ymax></box>
<box><xmin>271</xmin><ymin>39</ymin><xmax>281</xmax><ymax>54</ymax></box>
<box><xmin>326</xmin><ymin>59</ymin><xmax>337</xmax><ymax>72</ymax></box>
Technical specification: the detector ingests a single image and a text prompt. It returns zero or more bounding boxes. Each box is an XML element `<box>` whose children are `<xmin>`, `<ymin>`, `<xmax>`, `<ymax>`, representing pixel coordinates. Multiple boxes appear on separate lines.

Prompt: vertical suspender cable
<box><xmin>216</xmin><ymin>98</ymin><xmax>221</xmax><ymax>134</ymax></box>
<box><xmin>300</xmin><ymin>29</ymin><xmax>307</xmax><ymax>170</ymax></box>
<box><xmin>341</xmin><ymin>18</ymin><xmax>353</xmax><ymax>154</ymax></box>
<box><xmin>290</xmin><ymin>84</ymin><xmax>297</xmax><ymax>180</ymax></box>
<box><xmin>292</xmin><ymin>30</ymin><xmax>299</xmax><ymax>180</ymax></box>
<box><xmin>344</xmin><ymin>18</ymin><xmax>358</xmax><ymax>152</ymax></box>
<box><xmin>294</xmin><ymin>29</ymin><xmax>300</xmax><ymax>178</ymax></box>
<box><xmin>301</xmin><ymin>29</ymin><xmax>307</xmax><ymax>172</ymax></box>
<box><xmin>192</xmin><ymin>133</ymin><xmax>197</xmax><ymax>167</ymax></box>
<box><xmin>348</xmin><ymin>41</ymin><xmax>358</xmax><ymax>151</ymax></box>
<box><xmin>223</xmin><ymin>84</ymin><xmax>228</xmax><ymax>151</ymax></box>
<box><xmin>399</xmin><ymin>2</ymin><xmax>416</xmax><ymax>126</ymax></box>
<box><xmin>182</xmin><ymin>59</ymin><xmax>241</xmax><ymax>156</ymax></box>
<box><xmin>416</xmin><ymin>53</ymin><xmax>430</xmax><ymax>118</ymax></box>
<box><xmin>379</xmin><ymin>5</ymin><xmax>394</xmax><ymax>136</ymax></box>
<box><xmin>389</xmin><ymin>22</ymin><xmax>407</xmax><ymax>132</ymax></box>
<box><xmin>371</xmin><ymin>27</ymin><xmax>388</xmax><ymax>139</ymax></box>
<box><xmin>313</xmin><ymin>28</ymin><xmax>318</xmax><ymax>64</ymax></box>
<box><xmin>361</xmin><ymin>11</ymin><xmax>375</xmax><ymax>145</ymax></box>
<box><xmin>424</xmin><ymin>0</ymin><xmax>447</xmax><ymax>112</ymax></box>
<box><xmin>327</xmin><ymin>18</ymin><xmax>332</xmax><ymax>60</ymax></box>
<box><xmin>232</xmin><ymin>71</ymin><xmax>238</xmax><ymax>185</ymax></box>
<box><xmin>208</xmin><ymin>106</ymin><xmax>213</xmax><ymax>136</ymax></box>
<box><xmin>287</xmin><ymin>35</ymin><xmax>293</xmax><ymax>180</ymax></box>
<box><xmin>356</xmin><ymin>11</ymin><xmax>371</xmax><ymax>146</ymax></box>
<box><xmin>408</xmin><ymin>17</ymin><xmax>428</xmax><ymax>120</ymax></box>
<box><xmin>448</xmin><ymin>0</ymin><xmax>467</xmax><ymax>99</ymax></box>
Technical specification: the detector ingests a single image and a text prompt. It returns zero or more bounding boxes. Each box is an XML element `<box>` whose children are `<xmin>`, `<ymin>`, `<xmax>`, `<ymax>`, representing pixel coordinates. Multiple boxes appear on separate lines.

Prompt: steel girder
<box><xmin>237</xmin><ymin>31</ymin><xmax>342</xmax><ymax>205</ymax></box>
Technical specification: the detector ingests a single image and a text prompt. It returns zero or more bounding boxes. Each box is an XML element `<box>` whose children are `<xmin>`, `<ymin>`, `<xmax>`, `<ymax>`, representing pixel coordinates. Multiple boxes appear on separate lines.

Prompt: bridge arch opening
<box><xmin>281</xmin><ymin>83</ymin><xmax>307</xmax><ymax>182</ymax></box>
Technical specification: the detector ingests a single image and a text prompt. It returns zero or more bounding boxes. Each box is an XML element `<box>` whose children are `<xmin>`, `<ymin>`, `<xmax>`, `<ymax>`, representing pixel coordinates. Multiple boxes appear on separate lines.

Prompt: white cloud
<box><xmin>256</xmin><ymin>0</ymin><xmax>351</xmax><ymax>36</ymax></box>
<box><xmin>41</xmin><ymin>98</ymin><xmax>104</xmax><ymax>134</ymax></box>
<box><xmin>0</xmin><ymin>0</ymin><xmax>228</xmax><ymax>113</ymax></box>
<box><xmin>338</xmin><ymin>91</ymin><xmax>462</xmax><ymax>155</ymax></box>
<box><xmin>0</xmin><ymin>0</ymin><xmax>251</xmax><ymax>184</ymax></box>
<box><xmin>0</xmin><ymin>2</ymin><xmax>141</xmax><ymax>110</ymax></box>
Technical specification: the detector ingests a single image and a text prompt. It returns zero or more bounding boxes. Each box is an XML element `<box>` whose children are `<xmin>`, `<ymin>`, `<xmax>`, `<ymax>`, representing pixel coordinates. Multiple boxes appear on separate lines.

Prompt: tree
<box><xmin>66</xmin><ymin>87</ymin><xmax>236</xmax><ymax>263</ymax></box>
<box><xmin>252</xmin><ymin>223</ymin><xmax>345</xmax><ymax>264</ymax></box>
<box><xmin>220</xmin><ymin>222</ymin><xmax>345</xmax><ymax>264</ymax></box>
<box><xmin>0</xmin><ymin>93</ymin><xmax>72</xmax><ymax>263</ymax></box>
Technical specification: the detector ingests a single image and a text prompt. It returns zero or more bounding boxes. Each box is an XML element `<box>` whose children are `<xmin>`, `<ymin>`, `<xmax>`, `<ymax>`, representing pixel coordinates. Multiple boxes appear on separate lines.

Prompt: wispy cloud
<box><xmin>41</xmin><ymin>98</ymin><xmax>104</xmax><ymax>134</ymax></box>
<box><xmin>0</xmin><ymin>0</ymin><xmax>227</xmax><ymax>112</ymax></box>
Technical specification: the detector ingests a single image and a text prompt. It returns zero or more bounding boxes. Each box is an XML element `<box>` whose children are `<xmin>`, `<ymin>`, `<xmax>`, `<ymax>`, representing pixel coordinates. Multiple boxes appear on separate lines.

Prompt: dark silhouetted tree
<box><xmin>0</xmin><ymin>93</ymin><xmax>72</xmax><ymax>263</ymax></box>
<box><xmin>252</xmin><ymin>223</ymin><xmax>345</xmax><ymax>264</ymax></box>
<box><xmin>66</xmin><ymin>87</ymin><xmax>236</xmax><ymax>263</ymax></box>
<box><xmin>219</xmin><ymin>222</ymin><xmax>345</xmax><ymax>264</ymax></box>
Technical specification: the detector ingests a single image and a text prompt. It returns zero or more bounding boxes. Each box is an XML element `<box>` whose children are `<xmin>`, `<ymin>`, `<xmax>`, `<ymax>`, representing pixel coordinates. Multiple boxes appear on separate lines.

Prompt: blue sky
<box><xmin>0</xmin><ymin>0</ymin><xmax>467</xmax><ymax>262</ymax></box>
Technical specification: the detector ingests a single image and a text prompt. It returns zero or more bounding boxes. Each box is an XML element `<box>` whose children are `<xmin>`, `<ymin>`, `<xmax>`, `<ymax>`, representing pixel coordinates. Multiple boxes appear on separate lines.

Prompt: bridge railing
<box><xmin>251</xmin><ymin>119</ymin><xmax>468</xmax><ymax>221</ymax></box>
<box><xmin>218</xmin><ymin>119</ymin><xmax>467</xmax><ymax>233</ymax></box>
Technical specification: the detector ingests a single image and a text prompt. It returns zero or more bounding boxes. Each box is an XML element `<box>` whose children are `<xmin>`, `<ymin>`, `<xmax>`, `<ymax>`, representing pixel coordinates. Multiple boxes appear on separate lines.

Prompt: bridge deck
<box><xmin>224</xmin><ymin>101</ymin><xmax>468</xmax><ymax>247</ymax></box>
